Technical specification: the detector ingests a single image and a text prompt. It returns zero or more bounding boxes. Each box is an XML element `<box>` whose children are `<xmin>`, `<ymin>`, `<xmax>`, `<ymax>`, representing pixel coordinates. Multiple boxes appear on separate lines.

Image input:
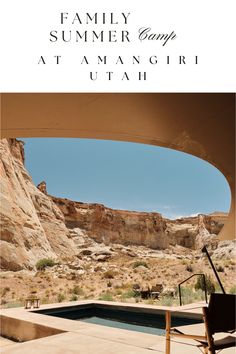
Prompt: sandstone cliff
<box><xmin>52</xmin><ymin>197</ymin><xmax>226</xmax><ymax>250</ymax></box>
<box><xmin>51</xmin><ymin>197</ymin><xmax>169</xmax><ymax>249</ymax></box>
<box><xmin>0</xmin><ymin>138</ymin><xmax>227</xmax><ymax>271</ymax></box>
<box><xmin>166</xmin><ymin>213</ymin><xmax>225</xmax><ymax>249</ymax></box>
<box><xmin>0</xmin><ymin>139</ymin><xmax>78</xmax><ymax>270</ymax></box>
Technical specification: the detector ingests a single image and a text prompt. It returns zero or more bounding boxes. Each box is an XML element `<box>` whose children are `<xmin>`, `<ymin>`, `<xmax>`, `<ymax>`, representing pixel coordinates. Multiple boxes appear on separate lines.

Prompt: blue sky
<box><xmin>21</xmin><ymin>138</ymin><xmax>230</xmax><ymax>219</ymax></box>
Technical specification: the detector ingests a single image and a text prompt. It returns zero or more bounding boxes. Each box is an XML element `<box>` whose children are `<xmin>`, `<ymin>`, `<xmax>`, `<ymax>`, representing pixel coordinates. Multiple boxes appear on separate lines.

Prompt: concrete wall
<box><xmin>0</xmin><ymin>315</ymin><xmax>64</xmax><ymax>342</ymax></box>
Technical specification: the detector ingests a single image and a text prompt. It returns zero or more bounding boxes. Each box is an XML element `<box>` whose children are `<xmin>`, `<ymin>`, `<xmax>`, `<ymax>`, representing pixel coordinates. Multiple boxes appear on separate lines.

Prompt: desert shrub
<box><xmin>36</xmin><ymin>258</ymin><xmax>55</xmax><ymax>271</ymax></box>
<box><xmin>159</xmin><ymin>296</ymin><xmax>175</xmax><ymax>306</ymax></box>
<box><xmin>179</xmin><ymin>287</ymin><xmax>205</xmax><ymax>305</ymax></box>
<box><xmin>133</xmin><ymin>261</ymin><xmax>148</xmax><ymax>269</ymax></box>
<box><xmin>214</xmin><ymin>284</ymin><xmax>223</xmax><ymax>293</ymax></box>
<box><xmin>195</xmin><ymin>275</ymin><xmax>215</xmax><ymax>294</ymax></box>
<box><xmin>103</xmin><ymin>270</ymin><xmax>117</xmax><ymax>279</ymax></box>
<box><xmin>186</xmin><ymin>264</ymin><xmax>193</xmax><ymax>272</ymax></box>
<box><xmin>166</xmin><ymin>286</ymin><xmax>204</xmax><ymax>306</ymax></box>
<box><xmin>41</xmin><ymin>298</ymin><xmax>50</xmax><ymax>305</ymax></box>
<box><xmin>6</xmin><ymin>301</ymin><xmax>23</xmax><ymax>308</ymax></box>
<box><xmin>229</xmin><ymin>285</ymin><xmax>236</xmax><ymax>294</ymax></box>
<box><xmin>70</xmin><ymin>294</ymin><xmax>78</xmax><ymax>301</ymax></box>
<box><xmin>57</xmin><ymin>293</ymin><xmax>66</xmax><ymax>303</ymax></box>
<box><xmin>180</xmin><ymin>286</ymin><xmax>193</xmax><ymax>299</ymax></box>
<box><xmin>216</xmin><ymin>265</ymin><xmax>224</xmax><ymax>272</ymax></box>
<box><xmin>0</xmin><ymin>299</ymin><xmax>7</xmax><ymax>306</ymax></box>
<box><xmin>1</xmin><ymin>287</ymin><xmax>10</xmax><ymax>297</ymax></box>
<box><xmin>145</xmin><ymin>298</ymin><xmax>157</xmax><ymax>305</ymax></box>
<box><xmin>181</xmin><ymin>260</ymin><xmax>188</xmax><ymax>265</ymax></box>
<box><xmin>71</xmin><ymin>285</ymin><xmax>84</xmax><ymax>296</ymax></box>
<box><xmin>45</xmin><ymin>289</ymin><xmax>50</xmax><ymax>297</ymax></box>
<box><xmin>120</xmin><ymin>282</ymin><xmax>133</xmax><ymax>290</ymax></box>
<box><xmin>99</xmin><ymin>292</ymin><xmax>113</xmax><ymax>301</ymax></box>
<box><xmin>114</xmin><ymin>289</ymin><xmax>122</xmax><ymax>296</ymax></box>
<box><xmin>121</xmin><ymin>289</ymin><xmax>136</xmax><ymax>299</ymax></box>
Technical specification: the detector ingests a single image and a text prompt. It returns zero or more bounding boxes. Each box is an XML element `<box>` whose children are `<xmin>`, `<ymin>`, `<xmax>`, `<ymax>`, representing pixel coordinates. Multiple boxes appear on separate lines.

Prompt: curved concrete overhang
<box><xmin>0</xmin><ymin>93</ymin><xmax>235</xmax><ymax>240</ymax></box>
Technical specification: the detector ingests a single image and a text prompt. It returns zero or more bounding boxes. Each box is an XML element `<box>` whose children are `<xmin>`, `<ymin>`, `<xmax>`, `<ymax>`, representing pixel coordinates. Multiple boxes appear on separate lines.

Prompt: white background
<box><xmin>0</xmin><ymin>0</ymin><xmax>235</xmax><ymax>92</ymax></box>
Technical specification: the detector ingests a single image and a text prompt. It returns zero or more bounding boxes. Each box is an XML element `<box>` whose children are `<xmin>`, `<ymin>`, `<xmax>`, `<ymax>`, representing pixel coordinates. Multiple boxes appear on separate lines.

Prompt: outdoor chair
<box><xmin>165</xmin><ymin>293</ymin><xmax>236</xmax><ymax>354</ymax></box>
<box><xmin>24</xmin><ymin>298</ymin><xmax>40</xmax><ymax>309</ymax></box>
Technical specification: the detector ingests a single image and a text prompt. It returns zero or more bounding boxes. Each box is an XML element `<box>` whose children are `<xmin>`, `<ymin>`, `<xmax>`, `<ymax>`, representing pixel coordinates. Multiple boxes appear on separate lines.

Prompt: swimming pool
<box><xmin>34</xmin><ymin>303</ymin><xmax>202</xmax><ymax>336</ymax></box>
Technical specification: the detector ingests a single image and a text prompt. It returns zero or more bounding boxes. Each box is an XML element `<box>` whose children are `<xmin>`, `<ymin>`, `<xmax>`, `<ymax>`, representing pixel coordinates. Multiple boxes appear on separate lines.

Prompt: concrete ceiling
<box><xmin>1</xmin><ymin>93</ymin><xmax>235</xmax><ymax>240</ymax></box>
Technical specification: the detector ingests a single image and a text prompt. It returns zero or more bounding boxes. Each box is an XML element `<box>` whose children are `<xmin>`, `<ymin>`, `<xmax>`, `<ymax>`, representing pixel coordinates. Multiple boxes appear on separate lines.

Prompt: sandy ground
<box><xmin>1</xmin><ymin>249</ymin><xmax>235</xmax><ymax>308</ymax></box>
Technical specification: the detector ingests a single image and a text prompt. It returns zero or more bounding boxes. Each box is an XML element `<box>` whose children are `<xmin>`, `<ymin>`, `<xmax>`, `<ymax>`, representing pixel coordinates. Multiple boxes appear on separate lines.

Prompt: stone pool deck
<box><xmin>1</xmin><ymin>301</ymin><xmax>235</xmax><ymax>353</ymax></box>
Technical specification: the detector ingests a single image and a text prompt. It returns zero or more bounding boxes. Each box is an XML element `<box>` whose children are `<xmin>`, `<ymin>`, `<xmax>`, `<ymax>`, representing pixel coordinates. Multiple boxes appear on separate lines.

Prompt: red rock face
<box><xmin>0</xmin><ymin>138</ymin><xmax>227</xmax><ymax>270</ymax></box>
<box><xmin>51</xmin><ymin>196</ymin><xmax>226</xmax><ymax>251</ymax></box>
<box><xmin>51</xmin><ymin>197</ymin><xmax>169</xmax><ymax>249</ymax></box>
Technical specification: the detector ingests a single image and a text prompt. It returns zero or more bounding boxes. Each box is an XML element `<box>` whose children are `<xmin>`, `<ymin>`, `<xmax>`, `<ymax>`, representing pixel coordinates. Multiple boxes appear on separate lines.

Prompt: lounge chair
<box><xmin>165</xmin><ymin>293</ymin><xmax>236</xmax><ymax>354</ymax></box>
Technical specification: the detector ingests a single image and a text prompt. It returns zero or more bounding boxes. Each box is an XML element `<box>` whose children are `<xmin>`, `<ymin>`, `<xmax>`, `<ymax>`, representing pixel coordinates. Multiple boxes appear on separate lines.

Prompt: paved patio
<box><xmin>1</xmin><ymin>301</ymin><xmax>235</xmax><ymax>353</ymax></box>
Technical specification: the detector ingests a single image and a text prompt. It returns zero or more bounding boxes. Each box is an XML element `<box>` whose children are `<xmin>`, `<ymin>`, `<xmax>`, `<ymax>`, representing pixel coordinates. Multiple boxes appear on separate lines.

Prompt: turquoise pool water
<box><xmin>80</xmin><ymin>316</ymin><xmax>165</xmax><ymax>335</ymax></box>
<box><xmin>35</xmin><ymin>304</ymin><xmax>202</xmax><ymax>336</ymax></box>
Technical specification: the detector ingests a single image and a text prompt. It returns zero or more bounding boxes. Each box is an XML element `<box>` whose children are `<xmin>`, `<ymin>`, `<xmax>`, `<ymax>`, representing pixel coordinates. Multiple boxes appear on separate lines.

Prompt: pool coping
<box><xmin>2</xmin><ymin>301</ymin><xmax>236</xmax><ymax>354</ymax></box>
<box><xmin>32</xmin><ymin>299</ymin><xmax>204</xmax><ymax>317</ymax></box>
<box><xmin>0</xmin><ymin>301</ymin><xmax>210</xmax><ymax>353</ymax></box>
<box><xmin>0</xmin><ymin>300</ymin><xmax>204</xmax><ymax>341</ymax></box>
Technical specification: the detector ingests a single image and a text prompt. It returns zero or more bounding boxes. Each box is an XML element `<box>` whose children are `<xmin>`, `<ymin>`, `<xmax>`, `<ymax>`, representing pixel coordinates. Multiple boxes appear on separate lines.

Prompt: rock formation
<box><xmin>52</xmin><ymin>197</ymin><xmax>226</xmax><ymax>251</ymax></box>
<box><xmin>0</xmin><ymin>138</ymin><xmax>227</xmax><ymax>271</ymax></box>
<box><xmin>0</xmin><ymin>139</ymin><xmax>77</xmax><ymax>271</ymax></box>
<box><xmin>51</xmin><ymin>197</ymin><xmax>169</xmax><ymax>249</ymax></box>
<box><xmin>166</xmin><ymin>213</ymin><xmax>225</xmax><ymax>249</ymax></box>
<box><xmin>37</xmin><ymin>181</ymin><xmax>47</xmax><ymax>194</ymax></box>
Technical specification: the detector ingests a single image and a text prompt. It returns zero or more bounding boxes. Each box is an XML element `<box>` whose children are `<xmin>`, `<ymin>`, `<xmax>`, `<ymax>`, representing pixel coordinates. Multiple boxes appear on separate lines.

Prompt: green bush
<box><xmin>179</xmin><ymin>286</ymin><xmax>205</xmax><ymax>305</ymax></box>
<box><xmin>121</xmin><ymin>289</ymin><xmax>136</xmax><ymax>299</ymax></box>
<box><xmin>57</xmin><ymin>293</ymin><xmax>65</xmax><ymax>303</ymax></box>
<box><xmin>36</xmin><ymin>258</ymin><xmax>55</xmax><ymax>271</ymax></box>
<box><xmin>214</xmin><ymin>284</ymin><xmax>223</xmax><ymax>293</ymax></box>
<box><xmin>133</xmin><ymin>261</ymin><xmax>148</xmax><ymax>269</ymax></box>
<box><xmin>159</xmin><ymin>296</ymin><xmax>175</xmax><ymax>306</ymax></box>
<box><xmin>229</xmin><ymin>285</ymin><xmax>236</xmax><ymax>294</ymax></box>
<box><xmin>6</xmin><ymin>301</ymin><xmax>23</xmax><ymax>308</ymax></box>
<box><xmin>71</xmin><ymin>286</ymin><xmax>84</xmax><ymax>296</ymax></box>
<box><xmin>70</xmin><ymin>294</ymin><xmax>78</xmax><ymax>301</ymax></box>
<box><xmin>99</xmin><ymin>292</ymin><xmax>114</xmax><ymax>301</ymax></box>
<box><xmin>195</xmin><ymin>275</ymin><xmax>215</xmax><ymax>294</ymax></box>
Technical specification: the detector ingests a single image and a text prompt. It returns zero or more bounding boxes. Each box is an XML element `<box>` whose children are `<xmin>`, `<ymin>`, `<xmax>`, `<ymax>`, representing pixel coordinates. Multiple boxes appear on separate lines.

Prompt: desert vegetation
<box><xmin>1</xmin><ymin>242</ymin><xmax>235</xmax><ymax>309</ymax></box>
<box><xmin>35</xmin><ymin>258</ymin><xmax>56</xmax><ymax>271</ymax></box>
